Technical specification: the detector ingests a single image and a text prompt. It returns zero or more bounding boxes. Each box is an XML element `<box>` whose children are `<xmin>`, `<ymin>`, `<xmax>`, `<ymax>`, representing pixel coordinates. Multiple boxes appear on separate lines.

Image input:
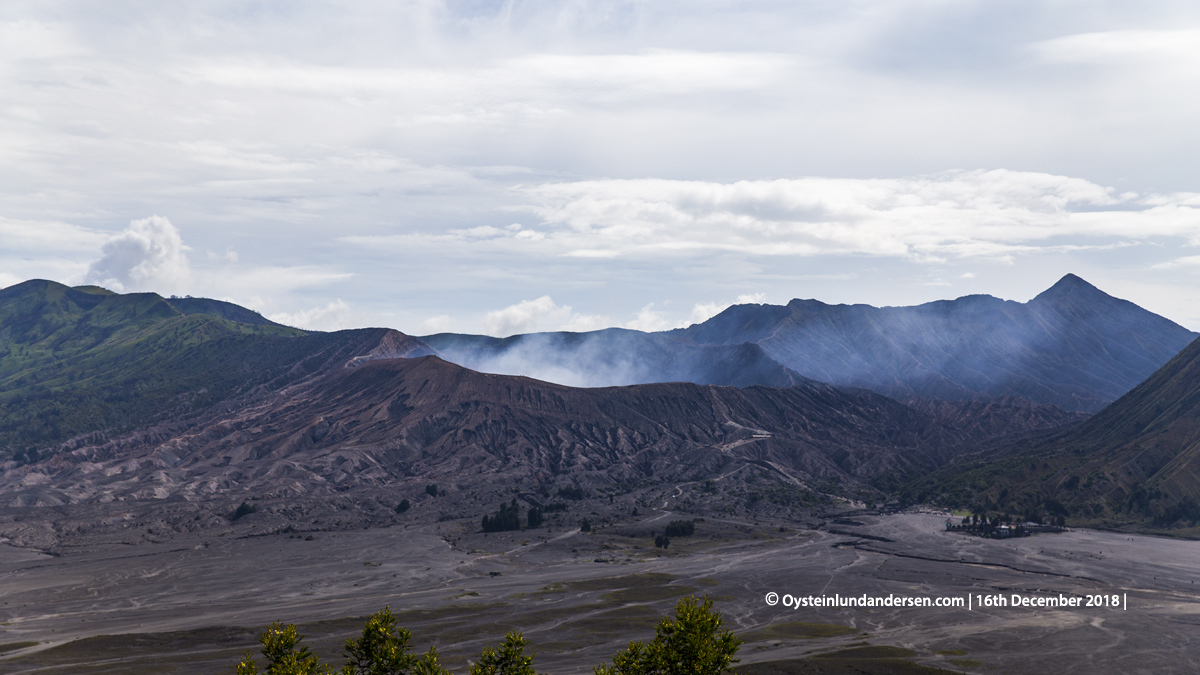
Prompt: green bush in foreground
<box><xmin>594</xmin><ymin>596</ymin><xmax>740</xmax><ymax>675</ymax></box>
<box><xmin>235</xmin><ymin>596</ymin><xmax>737</xmax><ymax>675</ymax></box>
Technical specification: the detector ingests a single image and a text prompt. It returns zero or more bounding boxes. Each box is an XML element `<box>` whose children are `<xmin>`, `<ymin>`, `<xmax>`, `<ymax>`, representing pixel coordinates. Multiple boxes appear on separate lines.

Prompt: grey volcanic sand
<box><xmin>2</xmin><ymin>513</ymin><xmax>1199</xmax><ymax>673</ymax></box>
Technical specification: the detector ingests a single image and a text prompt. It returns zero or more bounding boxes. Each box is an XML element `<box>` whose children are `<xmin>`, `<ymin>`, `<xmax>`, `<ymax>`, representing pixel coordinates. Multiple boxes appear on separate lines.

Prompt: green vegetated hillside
<box><xmin>908</xmin><ymin>334</ymin><xmax>1200</xmax><ymax>533</ymax></box>
<box><xmin>0</xmin><ymin>280</ymin><xmax>429</xmax><ymax>461</ymax></box>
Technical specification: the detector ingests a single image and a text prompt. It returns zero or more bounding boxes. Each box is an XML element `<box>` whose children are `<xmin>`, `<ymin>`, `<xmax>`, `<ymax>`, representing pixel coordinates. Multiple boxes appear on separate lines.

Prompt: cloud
<box><xmin>0</xmin><ymin>217</ymin><xmax>107</xmax><ymax>254</ymax></box>
<box><xmin>268</xmin><ymin>299</ymin><xmax>351</xmax><ymax>331</ymax></box>
<box><xmin>482</xmin><ymin>296</ymin><xmax>572</xmax><ymax>337</ymax></box>
<box><xmin>7</xmin><ymin>3</ymin><xmax>1200</xmax><ymax>333</ymax></box>
<box><xmin>84</xmin><ymin>216</ymin><xmax>191</xmax><ymax>294</ymax></box>
<box><xmin>188</xmin><ymin>50</ymin><xmax>795</xmax><ymax>119</ymax></box>
<box><xmin>418</xmin><ymin>314</ymin><xmax>455</xmax><ymax>334</ymax></box>
<box><xmin>515</xmin><ymin>170</ymin><xmax>1200</xmax><ymax>263</ymax></box>
<box><xmin>1151</xmin><ymin>256</ymin><xmax>1200</xmax><ymax>270</ymax></box>
<box><xmin>624</xmin><ymin>304</ymin><xmax>675</xmax><ymax>332</ymax></box>
<box><xmin>688</xmin><ymin>293</ymin><xmax>768</xmax><ymax>325</ymax></box>
<box><xmin>561</xmin><ymin>313</ymin><xmax>611</xmax><ymax>332</ymax></box>
<box><xmin>1033</xmin><ymin>30</ymin><xmax>1200</xmax><ymax>67</ymax></box>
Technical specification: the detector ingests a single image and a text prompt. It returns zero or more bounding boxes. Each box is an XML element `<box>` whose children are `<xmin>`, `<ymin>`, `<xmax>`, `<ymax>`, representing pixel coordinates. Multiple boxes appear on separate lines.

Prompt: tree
<box><xmin>664</xmin><ymin>521</ymin><xmax>694</xmax><ymax>538</ymax></box>
<box><xmin>483</xmin><ymin>499</ymin><xmax>522</xmax><ymax>532</ymax></box>
<box><xmin>469</xmin><ymin>631</ymin><xmax>538</xmax><ymax>675</ymax></box>
<box><xmin>593</xmin><ymin>596</ymin><xmax>740</xmax><ymax>675</ymax></box>
<box><xmin>395</xmin><ymin>499</ymin><xmax>410</xmax><ymax>514</ymax></box>
<box><xmin>580</xmin><ymin>518</ymin><xmax>592</xmax><ymax>533</ymax></box>
<box><xmin>236</xmin><ymin>622</ymin><xmax>330</xmax><ymax>675</ymax></box>
<box><xmin>527</xmin><ymin>506</ymin><xmax>543</xmax><ymax>528</ymax></box>
<box><xmin>340</xmin><ymin>607</ymin><xmax>417</xmax><ymax>675</ymax></box>
<box><xmin>426</xmin><ymin>484</ymin><xmax>439</xmax><ymax>498</ymax></box>
<box><xmin>412</xmin><ymin>647</ymin><xmax>451</xmax><ymax>675</ymax></box>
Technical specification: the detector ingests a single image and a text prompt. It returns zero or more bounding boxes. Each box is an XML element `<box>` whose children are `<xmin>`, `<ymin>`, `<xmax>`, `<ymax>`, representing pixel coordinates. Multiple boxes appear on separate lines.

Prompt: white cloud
<box><xmin>624</xmin><ymin>303</ymin><xmax>675</xmax><ymax>332</ymax></box>
<box><xmin>960</xmin><ymin>272</ymin><xmax>976</xmax><ymax>279</ymax></box>
<box><xmin>561</xmin><ymin>313</ymin><xmax>611</xmax><ymax>332</ymax></box>
<box><xmin>268</xmin><ymin>299</ymin><xmax>351</xmax><ymax>331</ymax></box>
<box><xmin>187</xmin><ymin>50</ymin><xmax>794</xmax><ymax>117</ymax></box>
<box><xmin>516</xmin><ymin>170</ymin><xmax>1200</xmax><ymax>263</ymax></box>
<box><xmin>1033</xmin><ymin>30</ymin><xmax>1200</xmax><ymax>66</ymax></box>
<box><xmin>688</xmin><ymin>302</ymin><xmax>727</xmax><ymax>325</ymax></box>
<box><xmin>482</xmin><ymin>296</ymin><xmax>572</xmax><ymax>337</ymax></box>
<box><xmin>1151</xmin><ymin>256</ymin><xmax>1200</xmax><ymax>270</ymax></box>
<box><xmin>6</xmin><ymin>3</ymin><xmax>1200</xmax><ymax>332</ymax></box>
<box><xmin>0</xmin><ymin>271</ymin><xmax>22</xmax><ymax>288</ymax></box>
<box><xmin>688</xmin><ymin>293</ymin><xmax>768</xmax><ymax>326</ymax></box>
<box><xmin>84</xmin><ymin>215</ymin><xmax>191</xmax><ymax>294</ymax></box>
<box><xmin>418</xmin><ymin>314</ymin><xmax>455</xmax><ymax>334</ymax></box>
<box><xmin>0</xmin><ymin>20</ymin><xmax>81</xmax><ymax>62</ymax></box>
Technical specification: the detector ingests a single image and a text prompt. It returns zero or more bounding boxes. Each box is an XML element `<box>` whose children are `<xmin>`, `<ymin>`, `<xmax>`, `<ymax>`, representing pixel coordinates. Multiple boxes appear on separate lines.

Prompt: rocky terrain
<box><xmin>1</xmin><ymin>354</ymin><xmax>1089</xmax><ymax>551</ymax></box>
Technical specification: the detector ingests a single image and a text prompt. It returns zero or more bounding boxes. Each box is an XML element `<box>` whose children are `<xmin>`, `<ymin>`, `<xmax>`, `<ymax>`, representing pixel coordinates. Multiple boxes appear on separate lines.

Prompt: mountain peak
<box><xmin>1031</xmin><ymin>273</ymin><xmax>1109</xmax><ymax>304</ymax></box>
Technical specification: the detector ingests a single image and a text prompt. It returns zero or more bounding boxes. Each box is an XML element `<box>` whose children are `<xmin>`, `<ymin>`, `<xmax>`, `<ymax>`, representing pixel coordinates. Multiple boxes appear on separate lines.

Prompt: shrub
<box><xmin>558</xmin><ymin>486</ymin><xmax>585</xmax><ymax>501</ymax></box>
<box><xmin>469</xmin><ymin>631</ymin><xmax>538</xmax><ymax>675</ymax></box>
<box><xmin>543</xmin><ymin>503</ymin><xmax>568</xmax><ymax>513</ymax></box>
<box><xmin>231</xmin><ymin>502</ymin><xmax>258</xmax><ymax>521</ymax></box>
<box><xmin>426</xmin><ymin>484</ymin><xmax>439</xmax><ymax>498</ymax></box>
<box><xmin>237</xmin><ymin>609</ymin><xmax>453</xmax><ymax>675</ymax></box>
<box><xmin>664</xmin><ymin>520</ymin><xmax>694</xmax><ymax>538</ymax></box>
<box><xmin>235</xmin><ymin>622</ymin><xmax>322</xmax><ymax>674</ymax></box>
<box><xmin>580</xmin><ymin>518</ymin><xmax>592</xmax><ymax>533</ymax></box>
<box><xmin>413</xmin><ymin>647</ymin><xmax>451</xmax><ymax>675</ymax></box>
<box><xmin>655</xmin><ymin>534</ymin><xmax>670</xmax><ymax>549</ymax></box>
<box><xmin>342</xmin><ymin>607</ymin><xmax>416</xmax><ymax>675</ymax></box>
<box><xmin>395</xmin><ymin>499</ymin><xmax>410</xmax><ymax>514</ymax></box>
<box><xmin>593</xmin><ymin>595</ymin><xmax>740</xmax><ymax>675</ymax></box>
<box><xmin>233</xmin><ymin>597</ymin><xmax>739</xmax><ymax>675</ymax></box>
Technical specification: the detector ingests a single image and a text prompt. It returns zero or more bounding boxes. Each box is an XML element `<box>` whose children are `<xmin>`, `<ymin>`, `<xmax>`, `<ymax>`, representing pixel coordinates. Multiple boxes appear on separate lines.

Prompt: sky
<box><xmin>3</xmin><ymin>1</ymin><xmax>1200</xmax><ymax>334</ymax></box>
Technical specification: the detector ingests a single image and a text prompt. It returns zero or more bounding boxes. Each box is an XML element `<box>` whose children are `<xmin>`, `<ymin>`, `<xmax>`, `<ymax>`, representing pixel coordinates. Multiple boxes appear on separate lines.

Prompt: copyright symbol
<box><xmin>765</xmin><ymin>592</ymin><xmax>779</xmax><ymax>606</ymax></box>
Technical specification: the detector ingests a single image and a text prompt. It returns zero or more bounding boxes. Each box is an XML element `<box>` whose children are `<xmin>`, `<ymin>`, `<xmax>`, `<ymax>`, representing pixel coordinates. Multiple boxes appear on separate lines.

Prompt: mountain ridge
<box><xmin>910</xmin><ymin>331</ymin><xmax>1200</xmax><ymax>530</ymax></box>
<box><xmin>667</xmin><ymin>274</ymin><xmax>1196</xmax><ymax>412</ymax></box>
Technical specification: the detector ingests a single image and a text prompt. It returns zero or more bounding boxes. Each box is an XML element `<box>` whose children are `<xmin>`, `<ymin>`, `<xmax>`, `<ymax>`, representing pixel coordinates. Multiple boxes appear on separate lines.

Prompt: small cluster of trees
<box><xmin>480</xmin><ymin>500</ymin><xmax>560</xmax><ymax>532</ymax></box>
<box><xmin>482</xmin><ymin>499</ymin><xmax>523</xmax><ymax>533</ymax></box>
<box><xmin>557</xmin><ymin>486</ymin><xmax>585</xmax><ymax>501</ymax></box>
<box><xmin>664</xmin><ymin>520</ymin><xmax>695</xmax><ymax>538</ymax></box>
<box><xmin>655</xmin><ymin>520</ymin><xmax>696</xmax><ymax>549</ymax></box>
<box><xmin>235</xmin><ymin>596</ymin><xmax>739</xmax><ymax>675</ymax></box>
<box><xmin>956</xmin><ymin>513</ymin><xmax>1067</xmax><ymax>538</ymax></box>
